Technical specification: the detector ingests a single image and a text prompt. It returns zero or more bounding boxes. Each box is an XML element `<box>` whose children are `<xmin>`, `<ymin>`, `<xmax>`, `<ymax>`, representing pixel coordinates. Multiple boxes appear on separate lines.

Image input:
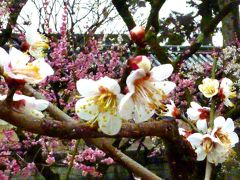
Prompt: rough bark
<box><xmin>218</xmin><ymin>0</ymin><xmax>240</xmax><ymax>46</ymax></box>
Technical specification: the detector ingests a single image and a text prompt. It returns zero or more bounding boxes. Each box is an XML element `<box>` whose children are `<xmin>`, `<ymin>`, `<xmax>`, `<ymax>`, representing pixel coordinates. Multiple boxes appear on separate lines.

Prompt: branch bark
<box><xmin>173</xmin><ymin>0</ymin><xmax>240</xmax><ymax>69</ymax></box>
<box><xmin>0</xmin><ymin>0</ymin><xmax>28</xmax><ymax>46</ymax></box>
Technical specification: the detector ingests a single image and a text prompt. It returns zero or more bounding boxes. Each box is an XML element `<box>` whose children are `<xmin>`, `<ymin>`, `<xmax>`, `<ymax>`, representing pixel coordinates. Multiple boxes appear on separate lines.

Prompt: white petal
<box><xmin>76</xmin><ymin>79</ymin><xmax>99</xmax><ymax>97</ymax></box>
<box><xmin>126</xmin><ymin>69</ymin><xmax>146</xmax><ymax>92</ymax></box>
<box><xmin>222</xmin><ymin>118</ymin><xmax>234</xmax><ymax>133</ymax></box>
<box><xmin>133</xmin><ymin>103</ymin><xmax>154</xmax><ymax>123</ymax></box>
<box><xmin>32</xmin><ymin>99</ymin><xmax>49</xmax><ymax>111</ymax></box>
<box><xmin>75</xmin><ymin>97</ymin><xmax>98</xmax><ymax>121</ymax></box>
<box><xmin>187</xmin><ymin>108</ymin><xmax>200</xmax><ymax>121</ymax></box>
<box><xmin>229</xmin><ymin>132</ymin><xmax>239</xmax><ymax>147</ymax></box>
<box><xmin>0</xmin><ymin>47</ymin><xmax>10</xmax><ymax>67</ymax></box>
<box><xmin>195</xmin><ymin>146</ymin><xmax>206</xmax><ymax>161</ymax></box>
<box><xmin>98</xmin><ymin>112</ymin><xmax>122</xmax><ymax>135</ymax></box>
<box><xmin>27</xmin><ymin>109</ymin><xmax>45</xmax><ymax>118</ymax></box>
<box><xmin>9</xmin><ymin>47</ymin><xmax>30</xmax><ymax>69</ymax></box>
<box><xmin>223</xmin><ymin>98</ymin><xmax>234</xmax><ymax>107</ymax></box>
<box><xmin>118</xmin><ymin>93</ymin><xmax>134</xmax><ymax>120</ymax></box>
<box><xmin>153</xmin><ymin>81</ymin><xmax>176</xmax><ymax>95</ymax></box>
<box><xmin>36</xmin><ymin>59</ymin><xmax>54</xmax><ymax>77</ymax></box>
<box><xmin>196</xmin><ymin>120</ymin><xmax>208</xmax><ymax>133</ymax></box>
<box><xmin>150</xmin><ymin>64</ymin><xmax>173</xmax><ymax>81</ymax></box>
<box><xmin>190</xmin><ymin>102</ymin><xmax>202</xmax><ymax>109</ymax></box>
<box><xmin>0</xmin><ymin>95</ymin><xmax>7</xmax><ymax>101</ymax></box>
<box><xmin>187</xmin><ymin>133</ymin><xmax>203</xmax><ymax>147</ymax></box>
<box><xmin>213</xmin><ymin>116</ymin><xmax>225</xmax><ymax>129</ymax></box>
<box><xmin>97</xmin><ymin>77</ymin><xmax>120</xmax><ymax>95</ymax></box>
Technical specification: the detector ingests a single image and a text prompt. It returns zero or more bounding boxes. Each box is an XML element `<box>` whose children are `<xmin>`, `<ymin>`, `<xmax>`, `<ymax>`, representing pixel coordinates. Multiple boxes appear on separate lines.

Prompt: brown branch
<box><xmin>173</xmin><ymin>0</ymin><xmax>240</xmax><ymax>70</ymax></box>
<box><xmin>0</xmin><ymin>0</ymin><xmax>28</xmax><ymax>46</ymax></box>
<box><xmin>111</xmin><ymin>0</ymin><xmax>136</xmax><ymax>31</ymax></box>
<box><xmin>145</xmin><ymin>0</ymin><xmax>166</xmax><ymax>33</ymax></box>
<box><xmin>0</xmin><ymin>101</ymin><xmax>177</xmax><ymax>139</ymax></box>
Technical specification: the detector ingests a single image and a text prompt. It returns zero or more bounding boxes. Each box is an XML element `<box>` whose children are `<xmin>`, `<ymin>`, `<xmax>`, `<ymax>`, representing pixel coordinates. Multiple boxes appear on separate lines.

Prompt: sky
<box><xmin>17</xmin><ymin>0</ymin><xmax>223</xmax><ymax>46</ymax></box>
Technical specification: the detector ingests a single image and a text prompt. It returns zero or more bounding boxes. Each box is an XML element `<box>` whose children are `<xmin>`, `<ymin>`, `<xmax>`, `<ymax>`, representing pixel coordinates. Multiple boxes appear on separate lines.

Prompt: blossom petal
<box><xmin>195</xmin><ymin>146</ymin><xmax>206</xmax><ymax>161</ymax></box>
<box><xmin>187</xmin><ymin>108</ymin><xmax>200</xmax><ymax>121</ymax></box>
<box><xmin>133</xmin><ymin>103</ymin><xmax>154</xmax><ymax>123</ymax></box>
<box><xmin>36</xmin><ymin>59</ymin><xmax>54</xmax><ymax>77</ymax></box>
<box><xmin>75</xmin><ymin>97</ymin><xmax>98</xmax><ymax>121</ymax></box>
<box><xmin>0</xmin><ymin>47</ymin><xmax>10</xmax><ymax>67</ymax></box>
<box><xmin>213</xmin><ymin>116</ymin><xmax>225</xmax><ymax>129</ymax></box>
<box><xmin>229</xmin><ymin>132</ymin><xmax>239</xmax><ymax>147</ymax></box>
<box><xmin>196</xmin><ymin>120</ymin><xmax>208</xmax><ymax>133</ymax></box>
<box><xmin>118</xmin><ymin>93</ymin><xmax>134</xmax><ymax>120</ymax></box>
<box><xmin>126</xmin><ymin>69</ymin><xmax>146</xmax><ymax>92</ymax></box>
<box><xmin>150</xmin><ymin>64</ymin><xmax>173</xmax><ymax>81</ymax></box>
<box><xmin>98</xmin><ymin>112</ymin><xmax>122</xmax><ymax>135</ymax></box>
<box><xmin>187</xmin><ymin>133</ymin><xmax>203</xmax><ymax>147</ymax></box>
<box><xmin>76</xmin><ymin>79</ymin><xmax>99</xmax><ymax>97</ymax></box>
<box><xmin>190</xmin><ymin>102</ymin><xmax>202</xmax><ymax>109</ymax></box>
<box><xmin>153</xmin><ymin>81</ymin><xmax>176</xmax><ymax>95</ymax></box>
<box><xmin>222</xmin><ymin>118</ymin><xmax>234</xmax><ymax>133</ymax></box>
<box><xmin>9</xmin><ymin>47</ymin><xmax>30</xmax><ymax>69</ymax></box>
<box><xmin>97</xmin><ymin>77</ymin><xmax>120</xmax><ymax>95</ymax></box>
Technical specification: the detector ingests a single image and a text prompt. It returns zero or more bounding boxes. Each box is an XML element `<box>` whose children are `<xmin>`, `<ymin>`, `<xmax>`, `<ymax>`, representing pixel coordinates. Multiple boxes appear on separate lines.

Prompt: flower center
<box><xmin>132</xmin><ymin>75</ymin><xmax>165</xmax><ymax>110</ymax></box>
<box><xmin>202</xmin><ymin>137</ymin><xmax>214</xmax><ymax>153</ymax></box>
<box><xmin>95</xmin><ymin>86</ymin><xmax>117</xmax><ymax>113</ymax></box>
<box><xmin>12</xmin><ymin>63</ymin><xmax>41</xmax><ymax>79</ymax></box>
<box><xmin>214</xmin><ymin>128</ymin><xmax>231</xmax><ymax>145</ymax></box>
<box><xmin>198</xmin><ymin>108</ymin><xmax>210</xmax><ymax>120</ymax></box>
<box><xmin>204</xmin><ymin>86</ymin><xmax>216</xmax><ymax>95</ymax></box>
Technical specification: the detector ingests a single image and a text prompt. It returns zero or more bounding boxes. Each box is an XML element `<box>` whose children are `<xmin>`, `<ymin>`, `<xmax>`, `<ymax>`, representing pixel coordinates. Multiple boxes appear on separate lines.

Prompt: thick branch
<box><xmin>173</xmin><ymin>0</ymin><xmax>240</xmax><ymax>69</ymax></box>
<box><xmin>0</xmin><ymin>0</ymin><xmax>28</xmax><ymax>46</ymax></box>
<box><xmin>112</xmin><ymin>0</ymin><xmax>136</xmax><ymax>31</ymax></box>
<box><xmin>0</xmin><ymin>101</ymin><xmax>177</xmax><ymax>139</ymax></box>
<box><xmin>145</xmin><ymin>0</ymin><xmax>166</xmax><ymax>32</ymax></box>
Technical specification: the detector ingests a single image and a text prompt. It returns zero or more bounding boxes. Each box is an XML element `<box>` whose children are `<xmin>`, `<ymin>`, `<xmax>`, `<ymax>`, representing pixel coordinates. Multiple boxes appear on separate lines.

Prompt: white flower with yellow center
<box><xmin>0</xmin><ymin>47</ymin><xmax>54</xmax><ymax>84</ymax></box>
<box><xmin>119</xmin><ymin>64</ymin><xmax>176</xmax><ymax>123</ymax></box>
<box><xmin>198</xmin><ymin>78</ymin><xmax>219</xmax><ymax>98</ymax></box>
<box><xmin>75</xmin><ymin>77</ymin><xmax>123</xmax><ymax>135</ymax></box>
<box><xmin>0</xmin><ymin>94</ymin><xmax>49</xmax><ymax>118</ymax></box>
<box><xmin>211</xmin><ymin>116</ymin><xmax>239</xmax><ymax>148</ymax></box>
<box><xmin>25</xmin><ymin>28</ymin><xmax>49</xmax><ymax>58</ymax></box>
<box><xmin>219</xmin><ymin>78</ymin><xmax>237</xmax><ymax>107</ymax></box>
<box><xmin>187</xmin><ymin>133</ymin><xmax>229</xmax><ymax>165</ymax></box>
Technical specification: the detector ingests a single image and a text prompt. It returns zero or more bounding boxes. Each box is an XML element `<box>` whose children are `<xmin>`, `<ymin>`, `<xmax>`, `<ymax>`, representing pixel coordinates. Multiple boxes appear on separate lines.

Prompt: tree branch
<box><xmin>145</xmin><ymin>0</ymin><xmax>166</xmax><ymax>33</ymax></box>
<box><xmin>0</xmin><ymin>0</ymin><xmax>28</xmax><ymax>46</ymax></box>
<box><xmin>173</xmin><ymin>0</ymin><xmax>240</xmax><ymax>69</ymax></box>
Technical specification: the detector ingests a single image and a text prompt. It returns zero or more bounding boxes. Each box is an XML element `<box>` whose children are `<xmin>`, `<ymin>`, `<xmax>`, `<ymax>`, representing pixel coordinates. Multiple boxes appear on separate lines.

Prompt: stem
<box><xmin>64</xmin><ymin>139</ymin><xmax>80</xmax><ymax>180</ymax></box>
<box><xmin>204</xmin><ymin>161</ymin><xmax>212</xmax><ymax>180</ymax></box>
<box><xmin>5</xmin><ymin>88</ymin><xmax>16</xmax><ymax>103</ymax></box>
<box><xmin>180</xmin><ymin>114</ymin><xmax>198</xmax><ymax>132</ymax></box>
<box><xmin>210</xmin><ymin>56</ymin><xmax>217</xmax><ymax>127</ymax></box>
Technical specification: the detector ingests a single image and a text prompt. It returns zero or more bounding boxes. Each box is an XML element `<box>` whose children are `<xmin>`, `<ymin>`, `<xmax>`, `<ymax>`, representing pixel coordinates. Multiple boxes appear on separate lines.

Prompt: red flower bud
<box><xmin>128</xmin><ymin>55</ymin><xmax>151</xmax><ymax>72</ymax></box>
<box><xmin>130</xmin><ymin>26</ymin><xmax>145</xmax><ymax>45</ymax></box>
<box><xmin>21</xmin><ymin>41</ymin><xmax>30</xmax><ymax>52</ymax></box>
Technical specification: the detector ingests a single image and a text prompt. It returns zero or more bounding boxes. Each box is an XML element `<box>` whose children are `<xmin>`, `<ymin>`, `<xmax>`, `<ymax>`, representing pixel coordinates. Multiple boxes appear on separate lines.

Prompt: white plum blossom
<box><xmin>198</xmin><ymin>78</ymin><xmax>219</xmax><ymax>98</ymax></box>
<box><xmin>119</xmin><ymin>63</ymin><xmax>175</xmax><ymax>123</ymax></box>
<box><xmin>0</xmin><ymin>47</ymin><xmax>54</xmax><ymax>84</ymax></box>
<box><xmin>25</xmin><ymin>27</ymin><xmax>49</xmax><ymax>58</ymax></box>
<box><xmin>211</xmin><ymin>116</ymin><xmax>239</xmax><ymax>148</ymax></box>
<box><xmin>187</xmin><ymin>102</ymin><xmax>210</xmax><ymax>133</ymax></box>
<box><xmin>219</xmin><ymin>78</ymin><xmax>236</xmax><ymax>107</ymax></box>
<box><xmin>75</xmin><ymin>77</ymin><xmax>123</xmax><ymax>135</ymax></box>
<box><xmin>187</xmin><ymin>133</ymin><xmax>229</xmax><ymax>165</ymax></box>
<box><xmin>0</xmin><ymin>94</ymin><xmax>49</xmax><ymax>118</ymax></box>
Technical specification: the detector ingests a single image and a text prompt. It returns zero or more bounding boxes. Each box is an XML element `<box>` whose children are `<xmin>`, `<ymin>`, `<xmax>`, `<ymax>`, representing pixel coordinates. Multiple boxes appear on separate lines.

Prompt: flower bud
<box><xmin>130</xmin><ymin>26</ymin><xmax>145</xmax><ymax>45</ymax></box>
<box><xmin>128</xmin><ymin>55</ymin><xmax>151</xmax><ymax>72</ymax></box>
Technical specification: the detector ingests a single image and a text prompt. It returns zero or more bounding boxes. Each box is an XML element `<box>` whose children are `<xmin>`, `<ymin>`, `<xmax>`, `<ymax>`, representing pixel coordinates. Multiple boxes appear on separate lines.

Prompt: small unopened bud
<box><xmin>130</xmin><ymin>26</ymin><xmax>145</xmax><ymax>45</ymax></box>
<box><xmin>128</xmin><ymin>55</ymin><xmax>151</xmax><ymax>72</ymax></box>
<box><xmin>21</xmin><ymin>41</ymin><xmax>30</xmax><ymax>52</ymax></box>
